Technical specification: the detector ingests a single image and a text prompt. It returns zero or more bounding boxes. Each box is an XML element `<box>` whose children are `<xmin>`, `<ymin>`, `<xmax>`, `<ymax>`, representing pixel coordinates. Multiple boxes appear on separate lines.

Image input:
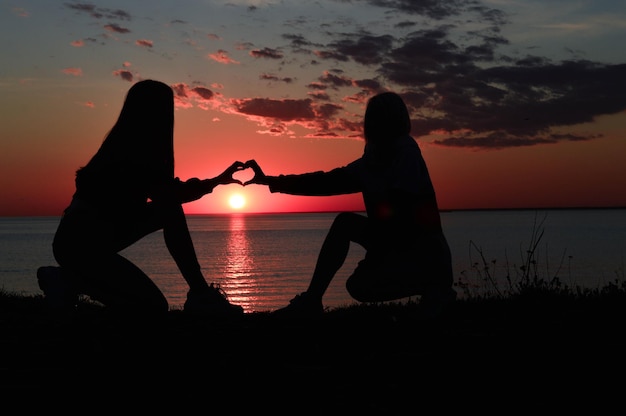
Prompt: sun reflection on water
<box><xmin>220</xmin><ymin>214</ymin><xmax>260</xmax><ymax>312</ymax></box>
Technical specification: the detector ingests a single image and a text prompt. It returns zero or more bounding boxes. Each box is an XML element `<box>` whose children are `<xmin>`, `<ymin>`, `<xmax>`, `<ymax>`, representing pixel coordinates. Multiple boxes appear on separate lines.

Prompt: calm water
<box><xmin>1</xmin><ymin>209</ymin><xmax>624</xmax><ymax>312</ymax></box>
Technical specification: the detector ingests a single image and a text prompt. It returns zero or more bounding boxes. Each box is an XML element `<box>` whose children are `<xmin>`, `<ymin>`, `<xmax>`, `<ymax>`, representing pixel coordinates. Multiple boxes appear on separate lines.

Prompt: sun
<box><xmin>228</xmin><ymin>193</ymin><xmax>246</xmax><ymax>210</ymax></box>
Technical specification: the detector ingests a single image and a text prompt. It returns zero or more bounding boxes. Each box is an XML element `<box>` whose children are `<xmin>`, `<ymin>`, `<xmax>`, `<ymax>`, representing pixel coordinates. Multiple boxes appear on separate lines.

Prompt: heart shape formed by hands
<box><xmin>232</xmin><ymin>167</ymin><xmax>255</xmax><ymax>184</ymax></box>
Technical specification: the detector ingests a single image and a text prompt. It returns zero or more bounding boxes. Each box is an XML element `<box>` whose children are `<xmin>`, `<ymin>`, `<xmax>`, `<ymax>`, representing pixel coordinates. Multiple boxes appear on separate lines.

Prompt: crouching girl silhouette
<box><xmin>38</xmin><ymin>80</ymin><xmax>243</xmax><ymax>316</ymax></box>
<box><xmin>245</xmin><ymin>92</ymin><xmax>455</xmax><ymax>318</ymax></box>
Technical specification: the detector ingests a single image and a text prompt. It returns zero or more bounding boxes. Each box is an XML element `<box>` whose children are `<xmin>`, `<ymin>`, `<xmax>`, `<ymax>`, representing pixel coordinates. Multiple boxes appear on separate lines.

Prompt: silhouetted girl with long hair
<box><xmin>246</xmin><ymin>92</ymin><xmax>455</xmax><ymax>318</ymax></box>
<box><xmin>39</xmin><ymin>80</ymin><xmax>244</xmax><ymax>316</ymax></box>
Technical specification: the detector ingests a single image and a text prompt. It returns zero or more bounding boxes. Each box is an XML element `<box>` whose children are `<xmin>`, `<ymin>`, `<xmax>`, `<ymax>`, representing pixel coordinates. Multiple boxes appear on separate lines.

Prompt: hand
<box><xmin>243</xmin><ymin>159</ymin><xmax>268</xmax><ymax>186</ymax></box>
<box><xmin>216</xmin><ymin>161</ymin><xmax>247</xmax><ymax>186</ymax></box>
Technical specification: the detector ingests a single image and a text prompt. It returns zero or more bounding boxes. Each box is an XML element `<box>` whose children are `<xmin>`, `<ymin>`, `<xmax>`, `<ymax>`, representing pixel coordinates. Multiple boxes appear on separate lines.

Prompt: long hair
<box><xmin>362</xmin><ymin>92</ymin><xmax>411</xmax><ymax>165</ymax></box>
<box><xmin>78</xmin><ymin>80</ymin><xmax>175</xmax><ymax>179</ymax></box>
<box><xmin>363</xmin><ymin>92</ymin><xmax>411</xmax><ymax>145</ymax></box>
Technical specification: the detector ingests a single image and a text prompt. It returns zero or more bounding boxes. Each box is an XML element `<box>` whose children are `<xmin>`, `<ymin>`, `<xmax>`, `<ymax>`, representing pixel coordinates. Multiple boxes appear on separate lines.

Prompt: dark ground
<box><xmin>1</xmin><ymin>290</ymin><xmax>625</xmax><ymax>414</ymax></box>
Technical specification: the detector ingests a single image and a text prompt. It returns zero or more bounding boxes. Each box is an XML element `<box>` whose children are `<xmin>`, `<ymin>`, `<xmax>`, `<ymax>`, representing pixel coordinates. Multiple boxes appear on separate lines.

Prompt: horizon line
<box><xmin>3</xmin><ymin>205</ymin><xmax>625</xmax><ymax>219</ymax></box>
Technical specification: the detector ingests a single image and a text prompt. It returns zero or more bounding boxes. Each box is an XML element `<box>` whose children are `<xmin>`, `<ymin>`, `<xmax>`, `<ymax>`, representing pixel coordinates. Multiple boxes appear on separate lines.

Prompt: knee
<box><xmin>346</xmin><ymin>277</ymin><xmax>369</xmax><ymax>302</ymax></box>
<box><xmin>345</xmin><ymin>265</ymin><xmax>378</xmax><ymax>302</ymax></box>
<box><xmin>52</xmin><ymin>240</ymin><xmax>74</xmax><ymax>267</ymax></box>
<box><xmin>329</xmin><ymin>212</ymin><xmax>361</xmax><ymax>234</ymax></box>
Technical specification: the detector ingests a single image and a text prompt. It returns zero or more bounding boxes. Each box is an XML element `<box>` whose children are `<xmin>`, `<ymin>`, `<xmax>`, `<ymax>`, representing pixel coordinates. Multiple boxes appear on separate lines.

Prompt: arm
<box><xmin>161</xmin><ymin>203</ymin><xmax>209</xmax><ymax>291</ymax></box>
<box><xmin>176</xmin><ymin>161</ymin><xmax>246</xmax><ymax>203</ymax></box>
<box><xmin>145</xmin><ymin>177</ymin><xmax>209</xmax><ymax>290</ymax></box>
<box><xmin>244</xmin><ymin>159</ymin><xmax>362</xmax><ymax>196</ymax></box>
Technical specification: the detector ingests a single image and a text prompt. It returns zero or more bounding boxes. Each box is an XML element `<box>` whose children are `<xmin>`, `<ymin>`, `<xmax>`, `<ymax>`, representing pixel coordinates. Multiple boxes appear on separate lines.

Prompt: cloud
<box><xmin>227</xmin><ymin>97</ymin><xmax>353</xmax><ymax>138</ymax></box>
<box><xmin>62</xmin><ymin>0</ymin><xmax>620</xmax><ymax>149</ymax></box>
<box><xmin>308</xmin><ymin>90</ymin><xmax>330</xmax><ymax>101</ymax></box>
<box><xmin>113</xmin><ymin>69</ymin><xmax>133</xmax><ymax>82</ymax></box>
<box><xmin>208</xmin><ymin>50</ymin><xmax>239</xmax><ymax>64</ymax></box>
<box><xmin>266</xmin><ymin>1</ymin><xmax>626</xmax><ymax>149</ymax></box>
<box><xmin>389</xmin><ymin>52</ymin><xmax>626</xmax><ymax>148</ymax></box>
<box><xmin>64</xmin><ymin>3</ymin><xmax>131</xmax><ymax>21</ymax></box>
<box><xmin>318</xmin><ymin>70</ymin><xmax>353</xmax><ymax>89</ymax></box>
<box><xmin>260</xmin><ymin>74</ymin><xmax>294</xmax><ymax>83</ymax></box>
<box><xmin>61</xmin><ymin>67</ymin><xmax>82</xmax><ymax>76</ymax></box>
<box><xmin>250</xmin><ymin>47</ymin><xmax>283</xmax><ymax>59</ymax></box>
<box><xmin>432</xmin><ymin>132</ymin><xmax>598</xmax><ymax>149</ymax></box>
<box><xmin>135</xmin><ymin>39</ymin><xmax>153</xmax><ymax>48</ymax></box>
<box><xmin>104</xmin><ymin>23</ymin><xmax>131</xmax><ymax>34</ymax></box>
<box><xmin>282</xmin><ymin>33</ymin><xmax>321</xmax><ymax>53</ymax></box>
<box><xmin>233</xmin><ymin>98</ymin><xmax>316</xmax><ymax>121</ymax></box>
<box><xmin>366</xmin><ymin>0</ymin><xmax>464</xmax><ymax>20</ymax></box>
<box><xmin>12</xmin><ymin>7</ymin><xmax>29</xmax><ymax>17</ymax></box>
<box><xmin>192</xmin><ymin>86</ymin><xmax>214</xmax><ymax>100</ymax></box>
<box><xmin>172</xmin><ymin>83</ymin><xmax>218</xmax><ymax>110</ymax></box>
<box><xmin>324</xmin><ymin>34</ymin><xmax>394</xmax><ymax>65</ymax></box>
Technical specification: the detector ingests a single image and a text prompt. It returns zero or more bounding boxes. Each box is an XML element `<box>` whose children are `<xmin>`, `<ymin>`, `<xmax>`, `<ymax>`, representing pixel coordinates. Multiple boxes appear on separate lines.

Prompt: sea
<box><xmin>1</xmin><ymin>209</ymin><xmax>624</xmax><ymax>313</ymax></box>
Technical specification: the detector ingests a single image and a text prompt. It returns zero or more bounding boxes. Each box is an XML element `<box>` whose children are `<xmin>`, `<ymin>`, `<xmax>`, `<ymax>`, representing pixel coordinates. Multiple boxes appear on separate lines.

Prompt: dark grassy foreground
<box><xmin>2</xmin><ymin>283</ymin><xmax>626</xmax><ymax>414</ymax></box>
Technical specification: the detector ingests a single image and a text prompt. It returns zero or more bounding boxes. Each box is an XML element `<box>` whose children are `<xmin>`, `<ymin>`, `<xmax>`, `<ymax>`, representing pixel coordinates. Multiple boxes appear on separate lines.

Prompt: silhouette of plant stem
<box><xmin>468</xmin><ymin>240</ymin><xmax>502</xmax><ymax>298</ymax></box>
<box><xmin>459</xmin><ymin>211</ymin><xmax>575</xmax><ymax>298</ymax></box>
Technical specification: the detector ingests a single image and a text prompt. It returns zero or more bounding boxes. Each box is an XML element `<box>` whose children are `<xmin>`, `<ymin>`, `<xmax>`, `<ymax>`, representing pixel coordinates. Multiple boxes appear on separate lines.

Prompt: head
<box><xmin>363</xmin><ymin>92</ymin><xmax>411</xmax><ymax>145</ymax></box>
<box><xmin>117</xmin><ymin>79</ymin><xmax>175</xmax><ymax>128</ymax></box>
<box><xmin>87</xmin><ymin>80</ymin><xmax>175</xmax><ymax>175</ymax></box>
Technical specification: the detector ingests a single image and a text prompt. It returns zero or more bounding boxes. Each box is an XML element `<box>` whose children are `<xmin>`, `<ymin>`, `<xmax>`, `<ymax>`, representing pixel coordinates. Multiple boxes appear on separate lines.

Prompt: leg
<box><xmin>274</xmin><ymin>212</ymin><xmax>370</xmax><ymax>317</ymax></box>
<box><xmin>346</xmin><ymin>232</ymin><xmax>456</xmax><ymax>317</ymax></box>
<box><xmin>75</xmin><ymin>253</ymin><xmax>168</xmax><ymax>314</ymax></box>
<box><xmin>52</xmin><ymin>203</ymin><xmax>168</xmax><ymax>314</ymax></box>
<box><xmin>306</xmin><ymin>212</ymin><xmax>371</xmax><ymax>298</ymax></box>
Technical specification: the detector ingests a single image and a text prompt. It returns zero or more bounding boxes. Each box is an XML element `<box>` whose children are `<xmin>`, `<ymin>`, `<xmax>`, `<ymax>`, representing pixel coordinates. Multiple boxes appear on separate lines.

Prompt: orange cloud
<box><xmin>61</xmin><ymin>67</ymin><xmax>83</xmax><ymax>76</ymax></box>
<box><xmin>12</xmin><ymin>7</ymin><xmax>29</xmax><ymax>17</ymax></box>
<box><xmin>208</xmin><ymin>50</ymin><xmax>239</xmax><ymax>64</ymax></box>
<box><xmin>171</xmin><ymin>83</ymin><xmax>222</xmax><ymax>110</ymax></box>
<box><xmin>135</xmin><ymin>39</ymin><xmax>153</xmax><ymax>48</ymax></box>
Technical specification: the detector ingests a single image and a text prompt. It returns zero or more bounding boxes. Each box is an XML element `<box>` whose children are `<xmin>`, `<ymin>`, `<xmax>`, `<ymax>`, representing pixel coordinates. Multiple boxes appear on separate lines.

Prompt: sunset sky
<box><xmin>1</xmin><ymin>0</ymin><xmax>625</xmax><ymax>216</ymax></box>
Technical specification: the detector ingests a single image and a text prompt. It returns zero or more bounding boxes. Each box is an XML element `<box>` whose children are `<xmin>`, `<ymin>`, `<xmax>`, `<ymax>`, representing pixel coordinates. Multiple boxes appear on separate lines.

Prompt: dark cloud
<box><xmin>325</xmin><ymin>34</ymin><xmax>394</xmax><ymax>65</ymax></box>
<box><xmin>113</xmin><ymin>69</ymin><xmax>133</xmax><ymax>82</ymax></box>
<box><xmin>282</xmin><ymin>33</ymin><xmax>321</xmax><ymax>53</ymax></box>
<box><xmin>433</xmin><ymin>132</ymin><xmax>598</xmax><ymax>149</ymax></box>
<box><xmin>147</xmin><ymin>0</ymin><xmax>622</xmax><ymax>149</ymax></box>
<box><xmin>171</xmin><ymin>83</ymin><xmax>217</xmax><ymax>109</ymax></box>
<box><xmin>318</xmin><ymin>71</ymin><xmax>353</xmax><ymax>89</ymax></box>
<box><xmin>64</xmin><ymin>3</ymin><xmax>131</xmax><ymax>20</ymax></box>
<box><xmin>250</xmin><ymin>47</ymin><xmax>283</xmax><ymax>59</ymax></box>
<box><xmin>316</xmin><ymin>103</ymin><xmax>343</xmax><ymax>119</ymax></box>
<box><xmin>234</xmin><ymin>98</ymin><xmax>316</xmax><ymax>120</ymax></box>
<box><xmin>353</xmin><ymin>78</ymin><xmax>382</xmax><ymax>92</ymax></box>
<box><xmin>104</xmin><ymin>23</ymin><xmax>130</xmax><ymax>34</ymax></box>
<box><xmin>392</xmin><ymin>56</ymin><xmax>626</xmax><ymax>148</ymax></box>
<box><xmin>307</xmin><ymin>81</ymin><xmax>327</xmax><ymax>91</ymax></box>
<box><xmin>395</xmin><ymin>21</ymin><xmax>417</xmax><ymax>29</ymax></box>
<box><xmin>278</xmin><ymin>1</ymin><xmax>626</xmax><ymax>149</ymax></box>
<box><xmin>260</xmin><ymin>74</ymin><xmax>294</xmax><ymax>83</ymax></box>
<box><xmin>192</xmin><ymin>86</ymin><xmax>214</xmax><ymax>100</ymax></box>
<box><xmin>308</xmin><ymin>91</ymin><xmax>331</xmax><ymax>101</ymax></box>
<box><xmin>368</xmin><ymin>0</ymin><xmax>463</xmax><ymax>20</ymax></box>
<box><xmin>313</xmin><ymin>49</ymin><xmax>349</xmax><ymax>62</ymax></box>
<box><xmin>172</xmin><ymin>83</ymin><xmax>215</xmax><ymax>101</ymax></box>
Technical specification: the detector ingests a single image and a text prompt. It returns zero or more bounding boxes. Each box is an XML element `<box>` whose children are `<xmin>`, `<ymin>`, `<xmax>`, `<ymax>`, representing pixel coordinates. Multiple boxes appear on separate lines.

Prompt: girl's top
<box><xmin>264</xmin><ymin>135</ymin><xmax>445</xmax><ymax>254</ymax></box>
